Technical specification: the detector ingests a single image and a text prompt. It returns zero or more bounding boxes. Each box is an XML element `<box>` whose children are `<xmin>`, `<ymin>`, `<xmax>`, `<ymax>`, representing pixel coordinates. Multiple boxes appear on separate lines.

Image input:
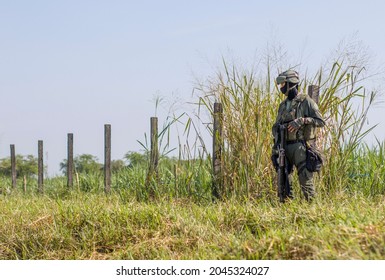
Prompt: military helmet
<box><xmin>276</xmin><ymin>70</ymin><xmax>299</xmax><ymax>85</ymax></box>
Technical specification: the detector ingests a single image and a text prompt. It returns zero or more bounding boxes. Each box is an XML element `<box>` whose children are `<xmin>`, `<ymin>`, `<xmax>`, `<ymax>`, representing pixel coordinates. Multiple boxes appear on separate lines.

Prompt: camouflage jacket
<box><xmin>272</xmin><ymin>93</ymin><xmax>325</xmax><ymax>145</ymax></box>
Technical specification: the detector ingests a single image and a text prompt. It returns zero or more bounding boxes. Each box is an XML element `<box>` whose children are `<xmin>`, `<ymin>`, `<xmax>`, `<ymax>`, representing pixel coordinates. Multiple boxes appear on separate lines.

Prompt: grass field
<box><xmin>1</xmin><ymin>190</ymin><xmax>384</xmax><ymax>260</ymax></box>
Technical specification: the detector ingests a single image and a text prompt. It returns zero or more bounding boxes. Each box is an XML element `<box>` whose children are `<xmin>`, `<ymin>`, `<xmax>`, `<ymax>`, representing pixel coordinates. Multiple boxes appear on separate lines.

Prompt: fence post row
<box><xmin>212</xmin><ymin>102</ymin><xmax>223</xmax><ymax>199</ymax></box>
<box><xmin>67</xmin><ymin>133</ymin><xmax>74</xmax><ymax>188</ymax></box>
<box><xmin>10</xmin><ymin>144</ymin><xmax>16</xmax><ymax>189</ymax></box>
<box><xmin>38</xmin><ymin>140</ymin><xmax>44</xmax><ymax>194</ymax></box>
<box><xmin>104</xmin><ymin>124</ymin><xmax>111</xmax><ymax>194</ymax></box>
<box><xmin>6</xmin><ymin>86</ymin><xmax>320</xmax><ymax>196</ymax></box>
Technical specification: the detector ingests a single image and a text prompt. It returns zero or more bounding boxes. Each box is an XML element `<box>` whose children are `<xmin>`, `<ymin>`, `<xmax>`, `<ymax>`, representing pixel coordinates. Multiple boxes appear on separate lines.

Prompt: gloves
<box><xmin>287</xmin><ymin>118</ymin><xmax>304</xmax><ymax>132</ymax></box>
<box><xmin>288</xmin><ymin>117</ymin><xmax>314</xmax><ymax>132</ymax></box>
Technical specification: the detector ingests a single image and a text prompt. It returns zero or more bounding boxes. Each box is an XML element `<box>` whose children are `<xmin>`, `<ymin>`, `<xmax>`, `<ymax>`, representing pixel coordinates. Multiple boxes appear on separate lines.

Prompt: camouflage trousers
<box><xmin>285</xmin><ymin>141</ymin><xmax>315</xmax><ymax>200</ymax></box>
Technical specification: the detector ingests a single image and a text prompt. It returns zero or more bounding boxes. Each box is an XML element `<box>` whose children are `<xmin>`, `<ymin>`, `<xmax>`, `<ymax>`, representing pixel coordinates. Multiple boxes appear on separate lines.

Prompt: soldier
<box><xmin>271</xmin><ymin>70</ymin><xmax>325</xmax><ymax>201</ymax></box>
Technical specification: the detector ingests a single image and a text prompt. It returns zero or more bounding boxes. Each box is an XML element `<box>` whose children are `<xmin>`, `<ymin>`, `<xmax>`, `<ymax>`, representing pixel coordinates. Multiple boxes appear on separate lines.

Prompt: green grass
<box><xmin>1</xmin><ymin>191</ymin><xmax>384</xmax><ymax>260</ymax></box>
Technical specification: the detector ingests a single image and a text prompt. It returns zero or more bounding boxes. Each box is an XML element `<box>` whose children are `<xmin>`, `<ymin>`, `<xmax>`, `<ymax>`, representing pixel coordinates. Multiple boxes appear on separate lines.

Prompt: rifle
<box><xmin>277</xmin><ymin>124</ymin><xmax>290</xmax><ymax>202</ymax></box>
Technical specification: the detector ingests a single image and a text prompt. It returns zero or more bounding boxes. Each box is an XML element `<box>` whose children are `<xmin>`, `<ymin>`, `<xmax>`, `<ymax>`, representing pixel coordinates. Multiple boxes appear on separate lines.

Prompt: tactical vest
<box><xmin>278</xmin><ymin>93</ymin><xmax>317</xmax><ymax>142</ymax></box>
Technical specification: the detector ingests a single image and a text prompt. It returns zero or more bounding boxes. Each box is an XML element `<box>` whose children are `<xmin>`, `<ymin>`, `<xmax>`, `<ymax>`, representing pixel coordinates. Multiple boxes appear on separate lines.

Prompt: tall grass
<box><xmin>192</xmin><ymin>58</ymin><xmax>380</xmax><ymax>199</ymax></box>
<box><xmin>347</xmin><ymin>141</ymin><xmax>385</xmax><ymax>196</ymax></box>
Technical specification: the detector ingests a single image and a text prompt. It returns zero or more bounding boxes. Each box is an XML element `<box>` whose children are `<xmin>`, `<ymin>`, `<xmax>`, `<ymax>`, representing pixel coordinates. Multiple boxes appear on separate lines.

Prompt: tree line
<box><xmin>0</xmin><ymin>151</ymin><xmax>152</xmax><ymax>178</ymax></box>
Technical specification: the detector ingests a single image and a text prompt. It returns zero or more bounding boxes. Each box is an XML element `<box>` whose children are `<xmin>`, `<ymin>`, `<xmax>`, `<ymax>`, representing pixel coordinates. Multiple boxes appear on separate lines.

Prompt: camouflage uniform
<box><xmin>272</xmin><ymin>71</ymin><xmax>325</xmax><ymax>200</ymax></box>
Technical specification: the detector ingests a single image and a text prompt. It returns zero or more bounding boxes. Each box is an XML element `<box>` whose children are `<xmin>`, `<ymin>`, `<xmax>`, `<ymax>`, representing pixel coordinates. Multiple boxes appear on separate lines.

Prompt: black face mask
<box><xmin>280</xmin><ymin>83</ymin><xmax>298</xmax><ymax>100</ymax></box>
<box><xmin>287</xmin><ymin>87</ymin><xmax>298</xmax><ymax>100</ymax></box>
<box><xmin>280</xmin><ymin>83</ymin><xmax>288</xmax><ymax>94</ymax></box>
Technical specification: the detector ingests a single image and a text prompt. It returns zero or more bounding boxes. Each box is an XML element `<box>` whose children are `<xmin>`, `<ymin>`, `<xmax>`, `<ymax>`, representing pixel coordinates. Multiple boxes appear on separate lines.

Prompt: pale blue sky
<box><xmin>1</xmin><ymin>0</ymin><xmax>384</xmax><ymax>175</ymax></box>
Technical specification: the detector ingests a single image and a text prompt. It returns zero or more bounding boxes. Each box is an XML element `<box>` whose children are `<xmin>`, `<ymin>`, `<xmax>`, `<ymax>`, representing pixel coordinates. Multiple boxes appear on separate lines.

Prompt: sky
<box><xmin>1</xmin><ymin>0</ymin><xmax>385</xmax><ymax>176</ymax></box>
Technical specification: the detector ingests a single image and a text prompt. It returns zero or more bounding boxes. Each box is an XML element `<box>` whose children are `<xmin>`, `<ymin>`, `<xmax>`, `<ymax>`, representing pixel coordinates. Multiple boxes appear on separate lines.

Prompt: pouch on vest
<box><xmin>306</xmin><ymin>145</ymin><xmax>323</xmax><ymax>172</ymax></box>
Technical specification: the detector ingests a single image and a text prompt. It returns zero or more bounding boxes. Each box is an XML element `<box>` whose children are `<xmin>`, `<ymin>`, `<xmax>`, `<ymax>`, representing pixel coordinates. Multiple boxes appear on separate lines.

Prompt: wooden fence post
<box><xmin>146</xmin><ymin>117</ymin><xmax>159</xmax><ymax>196</ymax></box>
<box><xmin>23</xmin><ymin>175</ymin><xmax>27</xmax><ymax>193</ymax></box>
<box><xmin>212</xmin><ymin>102</ymin><xmax>223</xmax><ymax>199</ymax></box>
<box><xmin>38</xmin><ymin>140</ymin><xmax>44</xmax><ymax>194</ymax></box>
<box><xmin>150</xmin><ymin>117</ymin><xmax>159</xmax><ymax>176</ymax></box>
<box><xmin>104</xmin><ymin>124</ymin><xmax>111</xmax><ymax>194</ymax></box>
<box><xmin>67</xmin><ymin>133</ymin><xmax>74</xmax><ymax>188</ymax></box>
<box><xmin>10</xmin><ymin>144</ymin><xmax>16</xmax><ymax>189</ymax></box>
<box><xmin>308</xmin><ymin>85</ymin><xmax>320</xmax><ymax>105</ymax></box>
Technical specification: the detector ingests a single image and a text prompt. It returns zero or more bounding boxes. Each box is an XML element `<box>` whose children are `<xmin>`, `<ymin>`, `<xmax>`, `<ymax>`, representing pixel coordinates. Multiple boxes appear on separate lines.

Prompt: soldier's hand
<box><xmin>287</xmin><ymin>118</ymin><xmax>304</xmax><ymax>132</ymax></box>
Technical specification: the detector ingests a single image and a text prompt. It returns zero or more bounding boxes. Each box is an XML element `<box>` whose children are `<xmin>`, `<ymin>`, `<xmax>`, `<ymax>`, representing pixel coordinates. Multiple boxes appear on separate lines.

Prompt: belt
<box><xmin>286</xmin><ymin>138</ymin><xmax>315</xmax><ymax>145</ymax></box>
<box><xmin>286</xmin><ymin>139</ymin><xmax>305</xmax><ymax>145</ymax></box>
